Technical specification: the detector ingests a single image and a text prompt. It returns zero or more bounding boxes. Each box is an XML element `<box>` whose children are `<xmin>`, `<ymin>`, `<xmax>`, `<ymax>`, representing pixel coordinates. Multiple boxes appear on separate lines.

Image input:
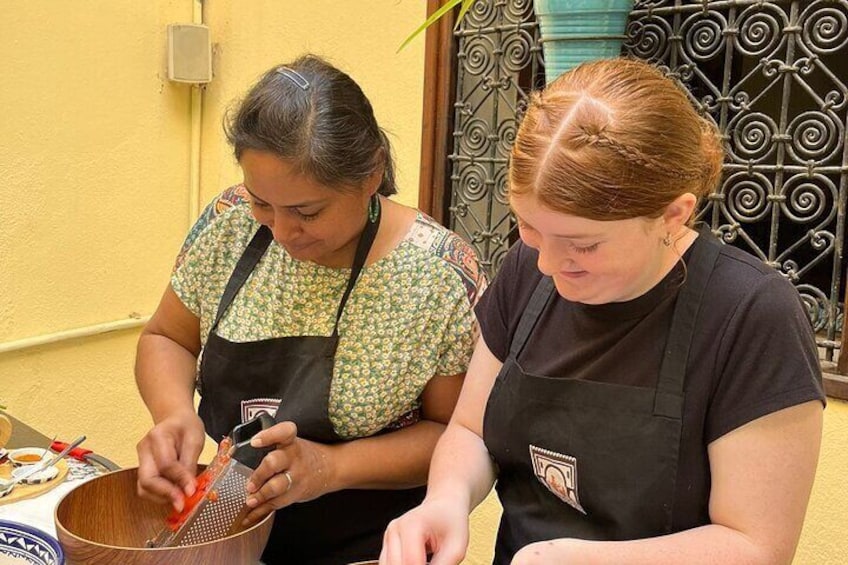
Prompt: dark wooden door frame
<box><xmin>417</xmin><ymin>0</ymin><xmax>456</xmax><ymax>225</ymax></box>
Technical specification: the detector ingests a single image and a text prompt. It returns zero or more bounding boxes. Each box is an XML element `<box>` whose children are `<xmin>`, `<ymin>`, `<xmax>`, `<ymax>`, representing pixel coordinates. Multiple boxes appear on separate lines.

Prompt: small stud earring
<box><xmin>662</xmin><ymin>233</ymin><xmax>672</xmax><ymax>247</ymax></box>
<box><xmin>368</xmin><ymin>194</ymin><xmax>380</xmax><ymax>223</ymax></box>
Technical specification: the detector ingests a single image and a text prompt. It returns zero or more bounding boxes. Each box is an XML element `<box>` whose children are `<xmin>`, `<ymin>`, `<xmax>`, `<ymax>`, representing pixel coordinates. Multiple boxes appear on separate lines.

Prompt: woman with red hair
<box><xmin>380</xmin><ymin>57</ymin><xmax>824</xmax><ymax>565</ymax></box>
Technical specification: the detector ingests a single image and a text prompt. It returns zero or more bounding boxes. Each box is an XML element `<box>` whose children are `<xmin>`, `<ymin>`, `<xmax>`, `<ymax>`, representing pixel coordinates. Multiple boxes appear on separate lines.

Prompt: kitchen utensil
<box><xmin>146</xmin><ymin>413</ymin><xmax>275</xmax><ymax>548</ymax></box>
<box><xmin>55</xmin><ymin>467</ymin><xmax>273</xmax><ymax>565</ymax></box>
<box><xmin>0</xmin><ymin>436</ymin><xmax>85</xmax><ymax>497</ymax></box>
<box><xmin>50</xmin><ymin>440</ymin><xmax>120</xmax><ymax>471</ymax></box>
<box><xmin>49</xmin><ymin>441</ymin><xmax>91</xmax><ymax>462</ymax></box>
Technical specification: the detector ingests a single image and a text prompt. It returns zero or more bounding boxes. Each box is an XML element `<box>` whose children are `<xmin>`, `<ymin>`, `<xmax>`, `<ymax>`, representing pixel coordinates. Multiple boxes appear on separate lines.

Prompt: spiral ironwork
<box><xmin>447</xmin><ymin>0</ymin><xmax>848</xmax><ymax>359</ymax></box>
<box><xmin>449</xmin><ymin>0</ymin><xmax>543</xmax><ymax>275</ymax></box>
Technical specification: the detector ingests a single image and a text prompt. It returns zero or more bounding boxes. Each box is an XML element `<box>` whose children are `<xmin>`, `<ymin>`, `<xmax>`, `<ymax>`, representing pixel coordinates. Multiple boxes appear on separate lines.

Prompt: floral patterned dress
<box><xmin>171</xmin><ymin>185</ymin><xmax>486</xmax><ymax>439</ymax></box>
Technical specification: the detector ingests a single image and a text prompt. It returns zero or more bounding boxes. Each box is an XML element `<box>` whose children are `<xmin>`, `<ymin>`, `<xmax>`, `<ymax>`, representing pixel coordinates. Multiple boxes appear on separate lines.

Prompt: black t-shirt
<box><xmin>476</xmin><ymin>234</ymin><xmax>825</xmax><ymax>530</ymax></box>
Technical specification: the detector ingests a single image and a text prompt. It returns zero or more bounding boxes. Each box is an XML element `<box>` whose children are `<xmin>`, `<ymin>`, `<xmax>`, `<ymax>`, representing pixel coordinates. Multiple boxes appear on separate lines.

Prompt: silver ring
<box><xmin>283</xmin><ymin>470</ymin><xmax>293</xmax><ymax>493</ymax></box>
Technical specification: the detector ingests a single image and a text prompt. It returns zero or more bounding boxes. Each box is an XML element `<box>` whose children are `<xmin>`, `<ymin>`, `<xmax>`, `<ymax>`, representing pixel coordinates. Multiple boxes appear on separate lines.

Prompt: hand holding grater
<box><xmin>146</xmin><ymin>412</ymin><xmax>276</xmax><ymax>548</ymax></box>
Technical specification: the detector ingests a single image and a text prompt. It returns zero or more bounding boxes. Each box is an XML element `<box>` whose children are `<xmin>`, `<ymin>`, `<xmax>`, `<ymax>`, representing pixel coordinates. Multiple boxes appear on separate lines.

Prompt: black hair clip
<box><xmin>276</xmin><ymin>67</ymin><xmax>310</xmax><ymax>91</ymax></box>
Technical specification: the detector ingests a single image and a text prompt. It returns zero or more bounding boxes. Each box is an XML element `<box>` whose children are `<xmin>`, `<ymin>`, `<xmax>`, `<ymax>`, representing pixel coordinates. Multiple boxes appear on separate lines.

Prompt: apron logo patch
<box><xmin>241</xmin><ymin>398</ymin><xmax>281</xmax><ymax>423</ymax></box>
<box><xmin>529</xmin><ymin>444</ymin><xmax>586</xmax><ymax>515</ymax></box>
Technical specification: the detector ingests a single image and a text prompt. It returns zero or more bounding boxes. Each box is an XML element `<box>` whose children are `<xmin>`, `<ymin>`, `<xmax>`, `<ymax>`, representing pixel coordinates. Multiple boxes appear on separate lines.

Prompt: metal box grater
<box><xmin>147</xmin><ymin>413</ymin><xmax>275</xmax><ymax>548</ymax></box>
<box><xmin>171</xmin><ymin>458</ymin><xmax>253</xmax><ymax>545</ymax></box>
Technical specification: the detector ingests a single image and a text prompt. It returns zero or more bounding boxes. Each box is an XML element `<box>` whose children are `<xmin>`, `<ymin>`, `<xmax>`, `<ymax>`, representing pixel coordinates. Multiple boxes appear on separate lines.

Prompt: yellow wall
<box><xmin>795</xmin><ymin>399</ymin><xmax>848</xmax><ymax>565</ymax></box>
<box><xmin>199</xmin><ymin>1</ymin><xmax>425</xmax><ymax>210</ymax></box>
<box><xmin>0</xmin><ymin>0</ymin><xmax>193</xmax><ymax>462</ymax></box>
<box><xmin>0</xmin><ymin>0</ymin><xmax>425</xmax><ymax>464</ymax></box>
<box><xmin>0</xmin><ymin>2</ymin><xmax>845</xmax><ymax>564</ymax></box>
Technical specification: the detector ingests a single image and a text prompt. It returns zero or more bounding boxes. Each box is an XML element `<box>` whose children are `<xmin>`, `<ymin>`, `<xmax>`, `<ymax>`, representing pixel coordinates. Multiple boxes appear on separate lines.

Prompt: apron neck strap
<box><xmin>508</xmin><ymin>276</ymin><xmax>556</xmax><ymax>359</ymax></box>
<box><xmin>208</xmin><ymin>196</ymin><xmax>382</xmax><ymax>338</ymax></box>
<box><xmin>652</xmin><ymin>226</ymin><xmax>721</xmax><ymax>418</ymax></box>
<box><xmin>331</xmin><ymin>195</ymin><xmax>381</xmax><ymax>336</ymax></box>
<box><xmin>210</xmin><ymin>225</ymin><xmax>275</xmax><ymax>334</ymax></box>
<box><xmin>507</xmin><ymin>227</ymin><xmax>722</xmax><ymax>421</ymax></box>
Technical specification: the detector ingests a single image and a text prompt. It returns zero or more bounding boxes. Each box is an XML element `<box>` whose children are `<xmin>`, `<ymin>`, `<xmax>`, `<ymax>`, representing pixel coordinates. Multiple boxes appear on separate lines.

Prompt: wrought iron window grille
<box><xmin>423</xmin><ymin>0</ymin><xmax>848</xmax><ymax>396</ymax></box>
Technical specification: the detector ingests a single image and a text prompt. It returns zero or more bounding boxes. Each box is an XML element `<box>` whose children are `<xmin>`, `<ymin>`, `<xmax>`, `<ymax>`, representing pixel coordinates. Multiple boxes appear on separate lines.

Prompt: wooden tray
<box><xmin>0</xmin><ymin>458</ymin><xmax>69</xmax><ymax>505</ymax></box>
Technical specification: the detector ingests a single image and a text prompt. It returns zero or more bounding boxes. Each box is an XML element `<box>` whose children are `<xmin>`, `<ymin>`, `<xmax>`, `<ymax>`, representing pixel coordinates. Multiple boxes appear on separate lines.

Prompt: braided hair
<box><xmin>509</xmin><ymin>57</ymin><xmax>723</xmax><ymax>221</ymax></box>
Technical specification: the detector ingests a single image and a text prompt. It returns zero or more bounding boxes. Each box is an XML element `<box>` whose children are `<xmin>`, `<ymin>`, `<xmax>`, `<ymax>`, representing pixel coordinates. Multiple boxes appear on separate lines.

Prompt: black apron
<box><xmin>482</xmin><ymin>233</ymin><xmax>720</xmax><ymax>563</ymax></box>
<box><xmin>198</xmin><ymin>211</ymin><xmax>425</xmax><ymax>565</ymax></box>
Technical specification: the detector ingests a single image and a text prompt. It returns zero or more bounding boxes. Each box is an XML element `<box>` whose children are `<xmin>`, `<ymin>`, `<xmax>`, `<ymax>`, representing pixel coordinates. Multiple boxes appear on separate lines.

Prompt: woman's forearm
<box><xmin>425</xmin><ymin>422</ymin><xmax>496</xmax><ymax>513</ymax></box>
<box><xmin>516</xmin><ymin>523</ymin><xmax>779</xmax><ymax>565</ymax></box>
<box><xmin>322</xmin><ymin>418</ymin><xmax>496</xmax><ymax>504</ymax></box>
<box><xmin>323</xmin><ymin>419</ymin><xmax>446</xmax><ymax>491</ymax></box>
<box><xmin>418</xmin><ymin>338</ymin><xmax>501</xmax><ymax>513</ymax></box>
<box><xmin>135</xmin><ymin>332</ymin><xmax>199</xmax><ymax>423</ymax></box>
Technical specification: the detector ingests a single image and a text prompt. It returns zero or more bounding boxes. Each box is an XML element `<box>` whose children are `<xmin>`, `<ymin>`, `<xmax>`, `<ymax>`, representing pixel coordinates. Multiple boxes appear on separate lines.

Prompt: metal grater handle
<box><xmin>229</xmin><ymin>412</ymin><xmax>276</xmax><ymax>469</ymax></box>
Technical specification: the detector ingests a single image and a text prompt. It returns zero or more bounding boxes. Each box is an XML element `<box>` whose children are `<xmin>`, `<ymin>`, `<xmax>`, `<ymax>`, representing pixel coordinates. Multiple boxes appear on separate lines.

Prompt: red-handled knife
<box><xmin>51</xmin><ymin>440</ymin><xmax>92</xmax><ymax>461</ymax></box>
<box><xmin>50</xmin><ymin>440</ymin><xmax>120</xmax><ymax>471</ymax></box>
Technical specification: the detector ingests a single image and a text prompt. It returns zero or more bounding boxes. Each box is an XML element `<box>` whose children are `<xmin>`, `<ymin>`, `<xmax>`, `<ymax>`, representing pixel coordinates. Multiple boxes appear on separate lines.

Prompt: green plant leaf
<box><xmin>397</xmin><ymin>0</ymin><xmax>477</xmax><ymax>52</ymax></box>
<box><xmin>455</xmin><ymin>0</ymin><xmax>476</xmax><ymax>24</ymax></box>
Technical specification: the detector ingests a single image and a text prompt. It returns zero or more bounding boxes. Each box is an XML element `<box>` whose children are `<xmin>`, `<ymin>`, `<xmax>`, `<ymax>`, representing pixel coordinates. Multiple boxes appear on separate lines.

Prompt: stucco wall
<box><xmin>199</xmin><ymin>1</ymin><xmax>425</xmax><ymax>211</ymax></box>
<box><xmin>0</xmin><ymin>0</ymin><xmax>425</xmax><ymax>465</ymax></box>
<box><xmin>795</xmin><ymin>399</ymin><xmax>848</xmax><ymax>565</ymax></box>
<box><xmin>0</xmin><ymin>2</ymin><xmax>845</xmax><ymax>564</ymax></box>
<box><xmin>0</xmin><ymin>0</ymin><xmax>193</xmax><ymax>462</ymax></box>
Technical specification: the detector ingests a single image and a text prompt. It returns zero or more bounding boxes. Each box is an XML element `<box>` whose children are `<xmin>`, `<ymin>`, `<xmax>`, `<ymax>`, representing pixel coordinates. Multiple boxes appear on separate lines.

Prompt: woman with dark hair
<box><xmin>380</xmin><ymin>57</ymin><xmax>824</xmax><ymax>565</ymax></box>
<box><xmin>134</xmin><ymin>54</ymin><xmax>486</xmax><ymax>564</ymax></box>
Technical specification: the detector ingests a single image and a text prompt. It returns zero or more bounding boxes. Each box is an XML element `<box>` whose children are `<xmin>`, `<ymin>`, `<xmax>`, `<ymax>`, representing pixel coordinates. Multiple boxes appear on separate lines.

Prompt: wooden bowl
<box><xmin>54</xmin><ymin>467</ymin><xmax>273</xmax><ymax>565</ymax></box>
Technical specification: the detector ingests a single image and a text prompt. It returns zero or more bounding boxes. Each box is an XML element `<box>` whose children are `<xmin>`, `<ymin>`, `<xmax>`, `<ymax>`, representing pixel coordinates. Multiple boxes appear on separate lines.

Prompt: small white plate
<box><xmin>7</xmin><ymin>447</ymin><xmax>49</xmax><ymax>467</ymax></box>
<box><xmin>11</xmin><ymin>465</ymin><xmax>58</xmax><ymax>484</ymax></box>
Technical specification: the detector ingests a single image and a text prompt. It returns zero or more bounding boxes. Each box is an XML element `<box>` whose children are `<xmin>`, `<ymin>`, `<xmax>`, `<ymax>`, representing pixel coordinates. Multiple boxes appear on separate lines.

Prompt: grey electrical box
<box><xmin>167</xmin><ymin>24</ymin><xmax>212</xmax><ymax>84</ymax></box>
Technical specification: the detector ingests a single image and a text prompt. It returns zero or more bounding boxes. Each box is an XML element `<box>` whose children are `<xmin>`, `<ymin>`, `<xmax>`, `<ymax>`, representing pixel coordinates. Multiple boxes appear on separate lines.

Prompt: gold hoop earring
<box><xmin>662</xmin><ymin>233</ymin><xmax>672</xmax><ymax>247</ymax></box>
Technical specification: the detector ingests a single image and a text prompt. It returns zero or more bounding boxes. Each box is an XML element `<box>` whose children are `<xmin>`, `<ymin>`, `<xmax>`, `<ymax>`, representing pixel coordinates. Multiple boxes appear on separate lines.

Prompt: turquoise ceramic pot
<box><xmin>534</xmin><ymin>0</ymin><xmax>634</xmax><ymax>83</ymax></box>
